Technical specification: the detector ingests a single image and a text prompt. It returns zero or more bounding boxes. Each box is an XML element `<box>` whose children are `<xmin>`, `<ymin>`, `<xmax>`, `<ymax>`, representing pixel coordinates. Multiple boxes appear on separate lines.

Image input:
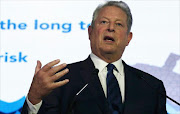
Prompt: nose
<box><xmin>107</xmin><ymin>23</ymin><xmax>115</xmax><ymax>32</ymax></box>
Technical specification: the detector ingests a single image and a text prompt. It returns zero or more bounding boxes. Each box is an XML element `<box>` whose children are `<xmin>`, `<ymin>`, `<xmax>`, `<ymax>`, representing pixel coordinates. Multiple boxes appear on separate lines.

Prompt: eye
<box><xmin>100</xmin><ymin>21</ymin><xmax>108</xmax><ymax>24</ymax></box>
<box><xmin>116</xmin><ymin>23</ymin><xmax>122</xmax><ymax>26</ymax></box>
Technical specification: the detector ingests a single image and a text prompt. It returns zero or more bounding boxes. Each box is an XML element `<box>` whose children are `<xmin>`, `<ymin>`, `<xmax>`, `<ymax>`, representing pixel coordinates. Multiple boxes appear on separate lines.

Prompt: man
<box><xmin>21</xmin><ymin>1</ymin><xmax>167</xmax><ymax>114</ymax></box>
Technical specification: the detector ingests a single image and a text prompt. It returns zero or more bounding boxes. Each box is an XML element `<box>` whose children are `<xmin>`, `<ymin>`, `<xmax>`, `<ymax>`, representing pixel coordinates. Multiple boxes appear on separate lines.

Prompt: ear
<box><xmin>88</xmin><ymin>25</ymin><xmax>92</xmax><ymax>39</ymax></box>
<box><xmin>126</xmin><ymin>32</ymin><xmax>133</xmax><ymax>46</ymax></box>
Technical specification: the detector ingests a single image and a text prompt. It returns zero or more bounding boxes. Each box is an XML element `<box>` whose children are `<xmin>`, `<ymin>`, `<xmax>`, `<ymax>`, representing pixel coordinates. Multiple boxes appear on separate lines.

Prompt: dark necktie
<box><xmin>106</xmin><ymin>64</ymin><xmax>122</xmax><ymax>114</ymax></box>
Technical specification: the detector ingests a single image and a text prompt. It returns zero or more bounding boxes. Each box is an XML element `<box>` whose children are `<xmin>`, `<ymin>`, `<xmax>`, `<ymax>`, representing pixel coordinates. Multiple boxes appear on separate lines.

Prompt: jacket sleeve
<box><xmin>21</xmin><ymin>100</ymin><xmax>28</xmax><ymax>114</ymax></box>
<box><xmin>156</xmin><ymin>81</ymin><xmax>167</xmax><ymax>114</ymax></box>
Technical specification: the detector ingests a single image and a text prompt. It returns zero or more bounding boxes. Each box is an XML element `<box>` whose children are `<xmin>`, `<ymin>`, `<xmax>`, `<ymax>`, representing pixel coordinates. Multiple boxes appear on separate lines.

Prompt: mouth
<box><xmin>104</xmin><ymin>36</ymin><xmax>115</xmax><ymax>42</ymax></box>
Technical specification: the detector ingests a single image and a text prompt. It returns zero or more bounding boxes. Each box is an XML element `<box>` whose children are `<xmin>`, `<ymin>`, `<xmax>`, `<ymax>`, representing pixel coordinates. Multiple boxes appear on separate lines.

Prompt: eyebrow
<box><xmin>100</xmin><ymin>16</ymin><xmax>123</xmax><ymax>22</ymax></box>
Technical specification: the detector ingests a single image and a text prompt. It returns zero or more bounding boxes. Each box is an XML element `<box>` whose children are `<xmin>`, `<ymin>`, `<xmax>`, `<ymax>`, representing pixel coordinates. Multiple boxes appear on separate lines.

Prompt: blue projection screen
<box><xmin>0</xmin><ymin>0</ymin><xmax>179</xmax><ymax>113</ymax></box>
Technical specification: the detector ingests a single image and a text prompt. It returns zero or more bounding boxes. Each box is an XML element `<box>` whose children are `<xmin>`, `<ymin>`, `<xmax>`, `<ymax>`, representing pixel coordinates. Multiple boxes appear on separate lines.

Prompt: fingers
<box><xmin>48</xmin><ymin>63</ymin><xmax>67</xmax><ymax>76</ymax></box>
<box><xmin>29</xmin><ymin>59</ymin><xmax>70</xmax><ymax>104</ymax></box>
<box><xmin>52</xmin><ymin>79</ymin><xmax>69</xmax><ymax>89</ymax></box>
<box><xmin>42</xmin><ymin>59</ymin><xmax>60</xmax><ymax>72</ymax></box>
<box><xmin>51</xmin><ymin>68</ymin><xmax>69</xmax><ymax>81</ymax></box>
<box><xmin>36</xmin><ymin>59</ymin><xmax>69</xmax><ymax>82</ymax></box>
<box><xmin>35</xmin><ymin>59</ymin><xmax>68</xmax><ymax>80</ymax></box>
<box><xmin>35</xmin><ymin>60</ymin><xmax>42</xmax><ymax>74</ymax></box>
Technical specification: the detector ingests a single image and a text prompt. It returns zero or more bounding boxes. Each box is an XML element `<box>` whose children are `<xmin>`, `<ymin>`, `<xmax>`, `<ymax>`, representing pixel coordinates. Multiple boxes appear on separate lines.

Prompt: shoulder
<box><xmin>123</xmin><ymin>60</ymin><xmax>164</xmax><ymax>87</ymax></box>
<box><xmin>67</xmin><ymin>56</ymin><xmax>94</xmax><ymax>70</ymax></box>
<box><xmin>67</xmin><ymin>60</ymin><xmax>83</xmax><ymax>69</ymax></box>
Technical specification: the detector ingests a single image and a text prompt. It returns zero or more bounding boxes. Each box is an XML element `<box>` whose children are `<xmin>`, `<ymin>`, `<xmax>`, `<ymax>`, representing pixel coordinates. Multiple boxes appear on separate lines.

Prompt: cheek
<box><xmin>116</xmin><ymin>34</ymin><xmax>129</xmax><ymax>45</ymax></box>
<box><xmin>91</xmin><ymin>26</ymin><xmax>106</xmax><ymax>44</ymax></box>
<box><xmin>92</xmin><ymin>30</ymin><xmax>103</xmax><ymax>43</ymax></box>
<box><xmin>96</xmin><ymin>26</ymin><xmax>106</xmax><ymax>35</ymax></box>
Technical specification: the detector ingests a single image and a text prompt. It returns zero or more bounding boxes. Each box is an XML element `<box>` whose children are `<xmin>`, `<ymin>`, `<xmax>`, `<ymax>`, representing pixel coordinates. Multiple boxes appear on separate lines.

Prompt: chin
<box><xmin>101</xmin><ymin>49</ymin><xmax>115</xmax><ymax>55</ymax></box>
<box><xmin>103</xmin><ymin>46</ymin><xmax>116</xmax><ymax>52</ymax></box>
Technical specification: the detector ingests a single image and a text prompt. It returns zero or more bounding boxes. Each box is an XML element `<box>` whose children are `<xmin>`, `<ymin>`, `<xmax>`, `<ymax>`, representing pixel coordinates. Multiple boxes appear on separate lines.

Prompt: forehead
<box><xmin>97</xmin><ymin>6</ymin><xmax>127</xmax><ymax>21</ymax></box>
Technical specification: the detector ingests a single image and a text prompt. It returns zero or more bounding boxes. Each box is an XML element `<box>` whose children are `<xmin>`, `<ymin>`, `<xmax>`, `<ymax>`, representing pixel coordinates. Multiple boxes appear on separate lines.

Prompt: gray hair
<box><xmin>91</xmin><ymin>1</ymin><xmax>133</xmax><ymax>33</ymax></box>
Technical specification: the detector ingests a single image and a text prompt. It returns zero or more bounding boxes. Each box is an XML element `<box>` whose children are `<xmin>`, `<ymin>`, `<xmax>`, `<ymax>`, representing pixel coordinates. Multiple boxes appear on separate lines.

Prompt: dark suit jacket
<box><xmin>21</xmin><ymin>56</ymin><xmax>167</xmax><ymax>114</ymax></box>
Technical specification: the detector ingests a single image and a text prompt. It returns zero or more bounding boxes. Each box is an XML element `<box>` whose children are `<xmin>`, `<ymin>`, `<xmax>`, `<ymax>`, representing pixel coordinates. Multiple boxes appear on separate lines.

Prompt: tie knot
<box><xmin>107</xmin><ymin>64</ymin><xmax>115</xmax><ymax>72</ymax></box>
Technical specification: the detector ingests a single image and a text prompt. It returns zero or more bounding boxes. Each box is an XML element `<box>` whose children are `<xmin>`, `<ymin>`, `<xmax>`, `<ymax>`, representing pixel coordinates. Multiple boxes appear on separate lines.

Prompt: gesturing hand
<box><xmin>28</xmin><ymin>59</ymin><xmax>69</xmax><ymax>105</ymax></box>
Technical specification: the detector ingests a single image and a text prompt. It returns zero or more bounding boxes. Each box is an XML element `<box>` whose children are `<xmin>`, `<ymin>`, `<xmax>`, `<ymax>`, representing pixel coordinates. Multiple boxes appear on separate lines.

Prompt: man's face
<box><xmin>88</xmin><ymin>6</ymin><xmax>132</xmax><ymax>61</ymax></box>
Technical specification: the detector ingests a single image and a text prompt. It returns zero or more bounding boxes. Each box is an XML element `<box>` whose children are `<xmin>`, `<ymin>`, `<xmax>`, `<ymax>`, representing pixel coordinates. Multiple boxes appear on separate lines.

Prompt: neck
<box><xmin>93</xmin><ymin>52</ymin><xmax>122</xmax><ymax>63</ymax></box>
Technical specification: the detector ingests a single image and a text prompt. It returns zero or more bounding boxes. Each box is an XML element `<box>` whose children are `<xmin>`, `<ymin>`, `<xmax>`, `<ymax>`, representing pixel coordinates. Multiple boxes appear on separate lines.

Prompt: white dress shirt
<box><xmin>26</xmin><ymin>53</ymin><xmax>125</xmax><ymax>113</ymax></box>
<box><xmin>90</xmin><ymin>53</ymin><xmax>125</xmax><ymax>102</ymax></box>
<box><xmin>26</xmin><ymin>96</ymin><xmax>42</xmax><ymax>114</ymax></box>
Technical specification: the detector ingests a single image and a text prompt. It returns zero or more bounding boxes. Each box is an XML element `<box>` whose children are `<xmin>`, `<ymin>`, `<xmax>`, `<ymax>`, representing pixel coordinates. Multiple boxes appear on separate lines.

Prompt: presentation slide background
<box><xmin>0</xmin><ymin>0</ymin><xmax>179</xmax><ymax>113</ymax></box>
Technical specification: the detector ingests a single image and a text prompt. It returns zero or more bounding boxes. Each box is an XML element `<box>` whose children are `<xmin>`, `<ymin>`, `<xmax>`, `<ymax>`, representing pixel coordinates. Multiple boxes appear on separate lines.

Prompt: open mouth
<box><xmin>104</xmin><ymin>36</ymin><xmax>115</xmax><ymax>42</ymax></box>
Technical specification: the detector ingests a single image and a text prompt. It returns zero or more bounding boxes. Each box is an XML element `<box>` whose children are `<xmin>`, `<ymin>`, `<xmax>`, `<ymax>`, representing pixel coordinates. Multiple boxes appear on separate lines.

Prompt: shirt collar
<box><xmin>90</xmin><ymin>53</ymin><xmax>123</xmax><ymax>76</ymax></box>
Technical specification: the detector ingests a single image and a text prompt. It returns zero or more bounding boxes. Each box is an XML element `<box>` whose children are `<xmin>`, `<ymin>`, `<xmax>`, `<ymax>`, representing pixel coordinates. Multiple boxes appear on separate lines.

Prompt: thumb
<box><xmin>35</xmin><ymin>60</ymin><xmax>42</xmax><ymax>75</ymax></box>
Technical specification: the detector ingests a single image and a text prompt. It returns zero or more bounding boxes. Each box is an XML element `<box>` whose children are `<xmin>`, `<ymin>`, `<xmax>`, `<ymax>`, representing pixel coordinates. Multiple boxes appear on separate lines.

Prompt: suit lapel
<box><xmin>122</xmin><ymin>61</ymin><xmax>140</xmax><ymax>113</ymax></box>
<box><xmin>123</xmin><ymin>61</ymin><xmax>133</xmax><ymax>112</ymax></box>
<box><xmin>79</xmin><ymin>56</ymin><xmax>110</xmax><ymax>113</ymax></box>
